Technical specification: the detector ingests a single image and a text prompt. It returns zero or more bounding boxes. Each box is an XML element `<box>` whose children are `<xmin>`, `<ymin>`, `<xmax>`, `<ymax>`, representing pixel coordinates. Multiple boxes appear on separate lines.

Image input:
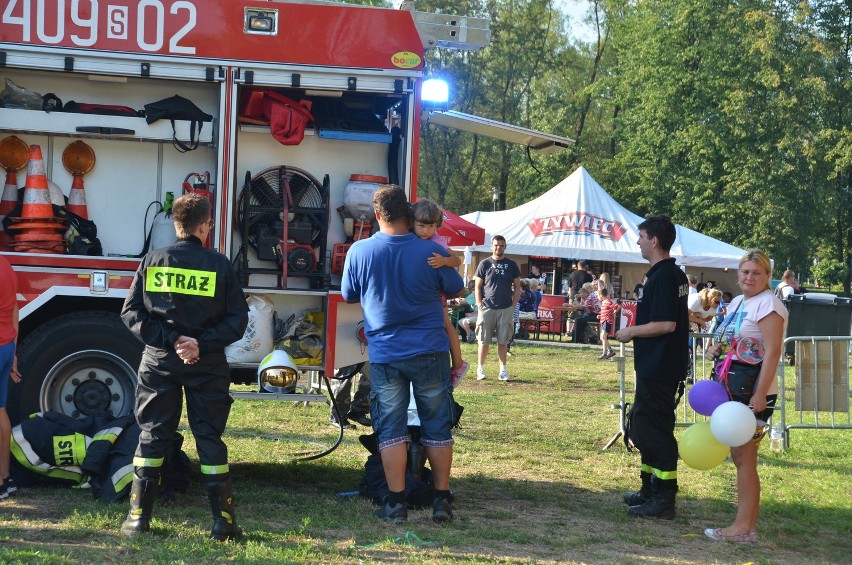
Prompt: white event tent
<box><xmin>460</xmin><ymin>166</ymin><xmax>746</xmax><ymax>269</ymax></box>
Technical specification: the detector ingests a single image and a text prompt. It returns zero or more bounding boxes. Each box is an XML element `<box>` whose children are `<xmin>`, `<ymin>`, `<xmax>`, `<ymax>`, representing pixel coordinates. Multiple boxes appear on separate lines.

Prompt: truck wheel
<box><xmin>10</xmin><ymin>312</ymin><xmax>143</xmax><ymax>424</ymax></box>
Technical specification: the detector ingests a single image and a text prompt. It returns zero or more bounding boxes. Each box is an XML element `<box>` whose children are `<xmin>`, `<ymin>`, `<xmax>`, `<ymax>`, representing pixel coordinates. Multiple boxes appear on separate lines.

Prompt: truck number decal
<box><xmin>168</xmin><ymin>1</ymin><xmax>195</xmax><ymax>54</ymax></box>
<box><xmin>106</xmin><ymin>4</ymin><xmax>127</xmax><ymax>40</ymax></box>
<box><xmin>2</xmin><ymin>0</ymin><xmax>197</xmax><ymax>54</ymax></box>
<box><xmin>72</xmin><ymin>0</ymin><xmax>99</xmax><ymax>46</ymax></box>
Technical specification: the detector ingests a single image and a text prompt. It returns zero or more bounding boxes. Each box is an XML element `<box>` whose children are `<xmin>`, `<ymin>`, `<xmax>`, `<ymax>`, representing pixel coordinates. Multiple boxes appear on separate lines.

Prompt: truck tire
<box><xmin>10</xmin><ymin>311</ymin><xmax>143</xmax><ymax>425</ymax></box>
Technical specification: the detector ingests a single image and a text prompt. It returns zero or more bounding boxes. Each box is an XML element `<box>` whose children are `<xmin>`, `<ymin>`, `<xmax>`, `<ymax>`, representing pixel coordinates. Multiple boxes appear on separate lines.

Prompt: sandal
<box><xmin>704</xmin><ymin>528</ymin><xmax>757</xmax><ymax>544</ymax></box>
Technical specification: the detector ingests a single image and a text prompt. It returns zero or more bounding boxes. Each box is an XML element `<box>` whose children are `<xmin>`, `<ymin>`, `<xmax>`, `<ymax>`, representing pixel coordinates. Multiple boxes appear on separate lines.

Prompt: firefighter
<box><xmin>615</xmin><ymin>215</ymin><xmax>689</xmax><ymax>519</ymax></box>
<box><xmin>120</xmin><ymin>194</ymin><xmax>248</xmax><ymax>540</ymax></box>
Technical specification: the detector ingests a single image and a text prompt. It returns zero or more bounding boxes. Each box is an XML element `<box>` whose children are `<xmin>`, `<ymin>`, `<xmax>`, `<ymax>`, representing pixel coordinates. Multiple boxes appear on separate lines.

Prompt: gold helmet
<box><xmin>257</xmin><ymin>350</ymin><xmax>299</xmax><ymax>394</ymax></box>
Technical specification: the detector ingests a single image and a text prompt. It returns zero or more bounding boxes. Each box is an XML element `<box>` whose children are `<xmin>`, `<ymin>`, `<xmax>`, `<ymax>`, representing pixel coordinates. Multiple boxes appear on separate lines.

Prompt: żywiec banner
<box><xmin>528</xmin><ymin>213</ymin><xmax>627</xmax><ymax>241</ymax></box>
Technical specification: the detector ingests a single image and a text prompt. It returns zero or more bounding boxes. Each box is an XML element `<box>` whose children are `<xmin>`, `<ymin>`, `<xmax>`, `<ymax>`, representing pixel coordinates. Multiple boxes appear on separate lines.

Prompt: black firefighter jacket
<box><xmin>10</xmin><ymin>412</ymin><xmax>190</xmax><ymax>502</ymax></box>
<box><xmin>121</xmin><ymin>236</ymin><xmax>248</xmax><ymax>356</ymax></box>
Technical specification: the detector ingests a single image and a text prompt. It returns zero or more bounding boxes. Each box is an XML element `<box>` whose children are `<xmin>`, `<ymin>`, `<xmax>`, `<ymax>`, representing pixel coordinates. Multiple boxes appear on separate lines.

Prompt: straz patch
<box><xmin>145</xmin><ymin>267</ymin><xmax>216</xmax><ymax>297</ymax></box>
<box><xmin>54</xmin><ymin>434</ymin><xmax>85</xmax><ymax>467</ymax></box>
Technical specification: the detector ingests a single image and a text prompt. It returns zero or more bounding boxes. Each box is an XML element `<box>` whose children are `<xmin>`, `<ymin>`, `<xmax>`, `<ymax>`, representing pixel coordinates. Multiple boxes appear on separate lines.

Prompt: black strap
<box><xmin>622</xmin><ymin>401</ymin><xmax>633</xmax><ymax>451</ymax></box>
<box><xmin>171</xmin><ymin>119</ymin><xmax>202</xmax><ymax>153</ymax></box>
<box><xmin>675</xmin><ymin>380</ymin><xmax>686</xmax><ymax>408</ymax></box>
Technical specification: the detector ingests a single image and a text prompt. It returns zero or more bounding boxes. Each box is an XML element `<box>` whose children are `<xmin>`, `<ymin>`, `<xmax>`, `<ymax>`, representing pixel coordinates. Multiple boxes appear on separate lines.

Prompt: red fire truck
<box><xmin>0</xmin><ymin>0</ymin><xmax>572</xmax><ymax>425</ymax></box>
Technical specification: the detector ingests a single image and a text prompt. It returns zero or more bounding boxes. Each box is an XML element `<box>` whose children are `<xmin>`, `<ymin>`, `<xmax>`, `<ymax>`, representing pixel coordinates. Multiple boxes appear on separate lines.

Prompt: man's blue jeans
<box><xmin>370</xmin><ymin>352</ymin><xmax>455</xmax><ymax>451</ymax></box>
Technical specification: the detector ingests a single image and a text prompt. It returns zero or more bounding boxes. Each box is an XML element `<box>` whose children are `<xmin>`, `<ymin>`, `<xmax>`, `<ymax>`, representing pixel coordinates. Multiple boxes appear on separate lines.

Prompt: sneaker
<box><xmin>498</xmin><ymin>369</ymin><xmax>510</xmax><ymax>381</ymax></box>
<box><xmin>0</xmin><ymin>482</ymin><xmax>8</xmax><ymax>501</ymax></box>
<box><xmin>374</xmin><ymin>501</ymin><xmax>407</xmax><ymax>524</ymax></box>
<box><xmin>3</xmin><ymin>477</ymin><xmax>16</xmax><ymax>495</ymax></box>
<box><xmin>452</xmin><ymin>361</ymin><xmax>470</xmax><ymax>388</ymax></box>
<box><xmin>476</xmin><ymin>368</ymin><xmax>487</xmax><ymax>381</ymax></box>
<box><xmin>466</xmin><ymin>332</ymin><xmax>476</xmax><ymax>344</ymax></box>
<box><xmin>432</xmin><ymin>494</ymin><xmax>454</xmax><ymax>522</ymax></box>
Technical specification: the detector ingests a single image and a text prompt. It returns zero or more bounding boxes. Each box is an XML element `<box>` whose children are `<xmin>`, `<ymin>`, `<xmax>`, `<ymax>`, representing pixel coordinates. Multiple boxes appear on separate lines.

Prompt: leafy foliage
<box><xmin>812</xmin><ymin>257</ymin><xmax>846</xmax><ymax>287</ymax></box>
<box><xmin>407</xmin><ymin>0</ymin><xmax>851</xmax><ymax>294</ymax></box>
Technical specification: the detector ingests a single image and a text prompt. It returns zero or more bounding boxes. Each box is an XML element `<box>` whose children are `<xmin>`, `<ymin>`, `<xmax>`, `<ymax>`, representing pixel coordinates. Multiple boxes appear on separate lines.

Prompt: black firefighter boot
<box><xmin>207</xmin><ymin>477</ymin><xmax>243</xmax><ymax>541</ymax></box>
<box><xmin>623</xmin><ymin>470</ymin><xmax>652</xmax><ymax>506</ymax></box>
<box><xmin>121</xmin><ymin>472</ymin><xmax>158</xmax><ymax>536</ymax></box>
<box><xmin>627</xmin><ymin>476</ymin><xmax>676</xmax><ymax>520</ymax></box>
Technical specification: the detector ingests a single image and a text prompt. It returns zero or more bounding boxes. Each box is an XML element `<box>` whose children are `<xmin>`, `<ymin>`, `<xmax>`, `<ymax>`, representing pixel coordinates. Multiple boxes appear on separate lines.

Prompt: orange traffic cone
<box><xmin>0</xmin><ymin>170</ymin><xmax>18</xmax><ymax>250</ymax></box>
<box><xmin>19</xmin><ymin>145</ymin><xmax>54</xmax><ymax>219</ymax></box>
<box><xmin>67</xmin><ymin>175</ymin><xmax>88</xmax><ymax>219</ymax></box>
<box><xmin>6</xmin><ymin>145</ymin><xmax>68</xmax><ymax>254</ymax></box>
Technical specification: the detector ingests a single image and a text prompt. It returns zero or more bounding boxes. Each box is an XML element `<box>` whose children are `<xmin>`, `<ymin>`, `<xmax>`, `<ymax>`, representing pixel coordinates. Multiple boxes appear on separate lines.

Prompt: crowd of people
<box><xmin>337</xmin><ymin>192</ymin><xmax>788</xmax><ymax>541</ymax></box>
<box><xmin>0</xmin><ymin>190</ymin><xmax>793</xmax><ymax>547</ymax></box>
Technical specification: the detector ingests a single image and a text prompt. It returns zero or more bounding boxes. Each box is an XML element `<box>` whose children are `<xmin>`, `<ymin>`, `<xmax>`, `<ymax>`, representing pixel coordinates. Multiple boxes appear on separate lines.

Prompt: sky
<box><xmin>554</xmin><ymin>0</ymin><xmax>596</xmax><ymax>43</ymax></box>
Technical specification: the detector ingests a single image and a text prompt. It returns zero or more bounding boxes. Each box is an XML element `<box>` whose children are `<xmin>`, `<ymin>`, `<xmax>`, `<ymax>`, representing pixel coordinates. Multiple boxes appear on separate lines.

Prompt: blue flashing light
<box><xmin>421</xmin><ymin>78</ymin><xmax>449</xmax><ymax>105</ymax></box>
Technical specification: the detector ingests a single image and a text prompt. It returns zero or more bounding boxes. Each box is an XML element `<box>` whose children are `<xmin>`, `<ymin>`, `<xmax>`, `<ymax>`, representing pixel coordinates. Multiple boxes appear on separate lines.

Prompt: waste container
<box><xmin>784</xmin><ymin>294</ymin><xmax>852</xmax><ymax>359</ymax></box>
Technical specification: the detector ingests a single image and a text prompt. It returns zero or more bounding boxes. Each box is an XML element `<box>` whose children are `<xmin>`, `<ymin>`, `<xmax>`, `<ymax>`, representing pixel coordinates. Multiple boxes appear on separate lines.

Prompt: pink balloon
<box><xmin>688</xmin><ymin>380</ymin><xmax>729</xmax><ymax>416</ymax></box>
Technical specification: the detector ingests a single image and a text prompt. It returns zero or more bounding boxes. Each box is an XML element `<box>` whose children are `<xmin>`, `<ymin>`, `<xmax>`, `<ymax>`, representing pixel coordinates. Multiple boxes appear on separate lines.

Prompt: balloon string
<box><xmin>716</xmin><ymin>345</ymin><xmax>737</xmax><ymax>400</ymax></box>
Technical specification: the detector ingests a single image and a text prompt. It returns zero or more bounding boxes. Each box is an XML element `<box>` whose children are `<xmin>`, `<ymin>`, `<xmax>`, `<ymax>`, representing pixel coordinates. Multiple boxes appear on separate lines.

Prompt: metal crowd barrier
<box><xmin>605</xmin><ymin>332</ymin><xmax>852</xmax><ymax>452</ymax></box>
<box><xmin>777</xmin><ymin>336</ymin><xmax>852</xmax><ymax>450</ymax></box>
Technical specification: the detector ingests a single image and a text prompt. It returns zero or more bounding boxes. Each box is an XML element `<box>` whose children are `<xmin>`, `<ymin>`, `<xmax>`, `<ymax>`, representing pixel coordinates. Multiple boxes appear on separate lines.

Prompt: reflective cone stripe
<box><xmin>0</xmin><ymin>170</ymin><xmax>16</xmax><ymax>250</ymax></box>
<box><xmin>0</xmin><ymin>170</ymin><xmax>16</xmax><ymax>216</ymax></box>
<box><xmin>67</xmin><ymin>175</ymin><xmax>88</xmax><ymax>219</ymax></box>
<box><xmin>21</xmin><ymin>145</ymin><xmax>53</xmax><ymax>219</ymax></box>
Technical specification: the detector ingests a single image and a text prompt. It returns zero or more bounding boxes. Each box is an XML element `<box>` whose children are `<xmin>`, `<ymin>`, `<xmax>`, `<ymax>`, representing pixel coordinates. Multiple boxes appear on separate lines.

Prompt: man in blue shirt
<box><xmin>342</xmin><ymin>185</ymin><xmax>465</xmax><ymax>524</ymax></box>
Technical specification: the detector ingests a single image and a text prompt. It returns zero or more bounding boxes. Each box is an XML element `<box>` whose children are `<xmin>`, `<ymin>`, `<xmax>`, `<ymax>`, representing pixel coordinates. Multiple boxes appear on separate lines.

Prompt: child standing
<box><xmin>597</xmin><ymin>287</ymin><xmax>618</xmax><ymax>359</ymax></box>
<box><xmin>410</xmin><ymin>199</ymin><xmax>470</xmax><ymax>387</ymax></box>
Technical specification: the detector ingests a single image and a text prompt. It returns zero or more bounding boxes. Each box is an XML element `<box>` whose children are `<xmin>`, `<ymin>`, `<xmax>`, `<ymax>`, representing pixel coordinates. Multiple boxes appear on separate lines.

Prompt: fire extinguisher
<box><xmin>182</xmin><ymin>171</ymin><xmax>214</xmax><ymax>248</ymax></box>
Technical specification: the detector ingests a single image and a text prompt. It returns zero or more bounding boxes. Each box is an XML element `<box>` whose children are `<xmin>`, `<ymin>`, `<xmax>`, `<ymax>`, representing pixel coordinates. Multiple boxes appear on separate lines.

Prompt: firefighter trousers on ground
<box><xmin>630</xmin><ymin>376</ymin><xmax>679</xmax><ymax>480</ymax></box>
<box><xmin>134</xmin><ymin>348</ymin><xmax>233</xmax><ymax>477</ymax></box>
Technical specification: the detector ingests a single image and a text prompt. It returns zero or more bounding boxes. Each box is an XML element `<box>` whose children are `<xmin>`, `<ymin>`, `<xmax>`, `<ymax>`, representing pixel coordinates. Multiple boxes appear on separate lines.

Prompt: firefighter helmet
<box><xmin>258</xmin><ymin>350</ymin><xmax>299</xmax><ymax>394</ymax></box>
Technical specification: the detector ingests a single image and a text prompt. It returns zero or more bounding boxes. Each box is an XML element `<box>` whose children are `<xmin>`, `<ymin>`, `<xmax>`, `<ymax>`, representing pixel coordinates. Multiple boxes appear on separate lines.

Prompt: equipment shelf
<box><xmin>0</xmin><ymin>107</ymin><xmax>215</xmax><ymax>145</ymax></box>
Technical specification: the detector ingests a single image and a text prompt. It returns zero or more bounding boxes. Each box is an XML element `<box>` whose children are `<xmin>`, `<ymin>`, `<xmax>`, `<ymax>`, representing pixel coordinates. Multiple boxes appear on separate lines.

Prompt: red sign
<box><xmin>528</xmin><ymin>213</ymin><xmax>627</xmax><ymax>241</ymax></box>
<box><xmin>619</xmin><ymin>300</ymin><xmax>637</xmax><ymax>329</ymax></box>
<box><xmin>0</xmin><ymin>0</ymin><xmax>423</xmax><ymax>70</ymax></box>
<box><xmin>535</xmin><ymin>294</ymin><xmax>568</xmax><ymax>334</ymax></box>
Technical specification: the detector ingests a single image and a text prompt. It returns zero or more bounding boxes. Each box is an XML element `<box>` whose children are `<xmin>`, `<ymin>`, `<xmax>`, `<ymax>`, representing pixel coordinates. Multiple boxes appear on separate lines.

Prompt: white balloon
<box><xmin>710</xmin><ymin>401</ymin><xmax>757</xmax><ymax>447</ymax></box>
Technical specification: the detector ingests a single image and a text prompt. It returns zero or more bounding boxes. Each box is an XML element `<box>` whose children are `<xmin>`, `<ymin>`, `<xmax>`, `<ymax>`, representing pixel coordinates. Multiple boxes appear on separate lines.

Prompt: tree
<box><xmin>807</xmin><ymin>0</ymin><xmax>852</xmax><ymax>294</ymax></box>
<box><xmin>598</xmin><ymin>0</ymin><xmax>841</xmax><ymax>282</ymax></box>
<box><xmin>812</xmin><ymin>258</ymin><xmax>846</xmax><ymax>288</ymax></box>
<box><xmin>416</xmin><ymin>0</ymin><xmax>584</xmax><ymax>212</ymax></box>
<box><xmin>340</xmin><ymin>0</ymin><xmax>851</xmax><ymax>296</ymax></box>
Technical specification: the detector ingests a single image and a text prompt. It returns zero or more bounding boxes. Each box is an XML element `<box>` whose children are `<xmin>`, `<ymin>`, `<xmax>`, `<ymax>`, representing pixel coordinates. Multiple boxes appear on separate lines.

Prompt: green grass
<box><xmin>1</xmin><ymin>342</ymin><xmax>850</xmax><ymax>564</ymax></box>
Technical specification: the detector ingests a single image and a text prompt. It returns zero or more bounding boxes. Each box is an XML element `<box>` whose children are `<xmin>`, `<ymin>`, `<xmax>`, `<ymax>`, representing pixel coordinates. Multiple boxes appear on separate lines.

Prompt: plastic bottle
<box><xmin>151</xmin><ymin>192</ymin><xmax>177</xmax><ymax>250</ymax></box>
<box><xmin>769</xmin><ymin>424</ymin><xmax>784</xmax><ymax>452</ymax></box>
<box><xmin>163</xmin><ymin>191</ymin><xmax>174</xmax><ymax>213</ymax></box>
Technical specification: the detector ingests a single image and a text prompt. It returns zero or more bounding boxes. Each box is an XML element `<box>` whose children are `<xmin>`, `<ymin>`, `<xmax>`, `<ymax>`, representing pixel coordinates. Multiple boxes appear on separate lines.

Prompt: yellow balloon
<box><xmin>679</xmin><ymin>422</ymin><xmax>730</xmax><ymax>470</ymax></box>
